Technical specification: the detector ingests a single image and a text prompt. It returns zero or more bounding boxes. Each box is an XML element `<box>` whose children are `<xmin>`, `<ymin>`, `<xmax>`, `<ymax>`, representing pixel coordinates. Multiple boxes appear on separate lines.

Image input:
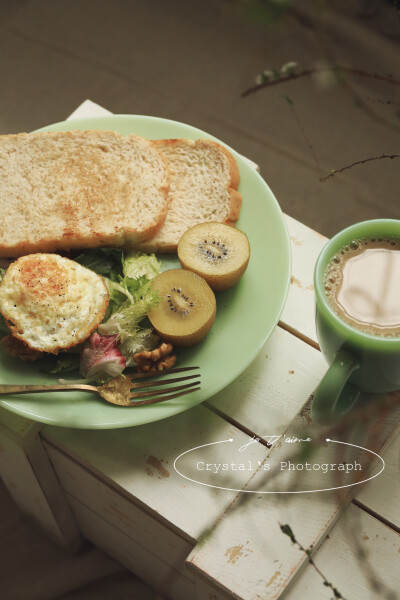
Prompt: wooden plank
<box><xmin>187</xmin><ymin>400</ymin><xmax>400</xmax><ymax>600</ymax></box>
<box><xmin>42</xmin><ymin>405</ymin><xmax>268</xmax><ymax>543</ymax></box>
<box><xmin>44</xmin><ymin>441</ymin><xmax>194</xmax><ymax>570</ymax></box>
<box><xmin>68</xmin><ymin>495</ymin><xmax>195</xmax><ymax>600</ymax></box>
<box><xmin>355</xmin><ymin>429</ymin><xmax>400</xmax><ymax>531</ymax></box>
<box><xmin>284</xmin><ymin>504</ymin><xmax>400</xmax><ymax>599</ymax></box>
<box><xmin>194</xmin><ymin>505</ymin><xmax>400</xmax><ymax>600</ymax></box>
<box><xmin>0</xmin><ymin>406</ymin><xmax>82</xmax><ymax>551</ymax></box>
<box><xmin>0</xmin><ymin>320</ymin><xmax>327</xmax><ymax>560</ymax></box>
<box><xmin>281</xmin><ymin>214</ymin><xmax>328</xmax><ymax>347</ymax></box>
<box><xmin>0</xmin><ymin>404</ymin><xmax>42</xmax><ymax>440</ymax></box>
<box><xmin>206</xmin><ymin>325</ymin><xmax>326</xmax><ymax>436</ymax></box>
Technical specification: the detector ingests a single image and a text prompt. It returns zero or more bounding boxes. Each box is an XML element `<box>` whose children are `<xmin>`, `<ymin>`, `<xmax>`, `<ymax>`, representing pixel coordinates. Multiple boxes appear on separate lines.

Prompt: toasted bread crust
<box><xmin>136</xmin><ymin>237</ymin><xmax>175</xmax><ymax>254</ymax></box>
<box><xmin>137</xmin><ymin>138</ymin><xmax>242</xmax><ymax>253</ymax></box>
<box><xmin>225</xmin><ymin>189</ymin><xmax>242</xmax><ymax>225</ymax></box>
<box><xmin>0</xmin><ymin>206</ymin><xmax>169</xmax><ymax>257</ymax></box>
<box><xmin>201</xmin><ymin>139</ymin><xmax>241</xmax><ymax>191</ymax></box>
<box><xmin>0</xmin><ymin>131</ymin><xmax>169</xmax><ymax>257</ymax></box>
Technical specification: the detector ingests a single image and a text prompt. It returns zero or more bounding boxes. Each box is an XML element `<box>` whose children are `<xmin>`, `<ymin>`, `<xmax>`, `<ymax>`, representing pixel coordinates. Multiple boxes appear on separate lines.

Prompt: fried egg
<box><xmin>0</xmin><ymin>253</ymin><xmax>109</xmax><ymax>353</ymax></box>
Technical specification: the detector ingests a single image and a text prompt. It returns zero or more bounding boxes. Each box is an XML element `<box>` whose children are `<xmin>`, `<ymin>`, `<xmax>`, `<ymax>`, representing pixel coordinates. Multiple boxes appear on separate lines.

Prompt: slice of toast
<box><xmin>136</xmin><ymin>139</ymin><xmax>242</xmax><ymax>253</ymax></box>
<box><xmin>0</xmin><ymin>130</ymin><xmax>169</xmax><ymax>257</ymax></box>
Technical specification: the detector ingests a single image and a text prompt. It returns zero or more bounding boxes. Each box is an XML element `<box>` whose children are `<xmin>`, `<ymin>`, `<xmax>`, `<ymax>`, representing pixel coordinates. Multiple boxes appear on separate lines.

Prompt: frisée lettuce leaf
<box><xmin>119</xmin><ymin>328</ymin><xmax>160</xmax><ymax>367</ymax></box>
<box><xmin>99</xmin><ymin>275</ymin><xmax>160</xmax><ymax>339</ymax></box>
<box><xmin>73</xmin><ymin>249</ymin><xmax>162</xmax><ymax>377</ymax></box>
<box><xmin>123</xmin><ymin>251</ymin><xmax>161</xmax><ymax>280</ymax></box>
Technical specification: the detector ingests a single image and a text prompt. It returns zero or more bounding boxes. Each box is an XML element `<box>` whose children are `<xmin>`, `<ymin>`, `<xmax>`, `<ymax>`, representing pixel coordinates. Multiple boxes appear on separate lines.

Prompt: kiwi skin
<box><xmin>152</xmin><ymin>308</ymin><xmax>216</xmax><ymax>347</ymax></box>
<box><xmin>180</xmin><ymin>256</ymin><xmax>249</xmax><ymax>292</ymax></box>
<box><xmin>178</xmin><ymin>224</ymin><xmax>250</xmax><ymax>292</ymax></box>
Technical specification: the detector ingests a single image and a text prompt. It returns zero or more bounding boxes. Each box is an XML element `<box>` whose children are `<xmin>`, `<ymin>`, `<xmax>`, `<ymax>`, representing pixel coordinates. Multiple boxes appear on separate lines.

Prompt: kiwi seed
<box><xmin>166</xmin><ymin>288</ymin><xmax>194</xmax><ymax>315</ymax></box>
<box><xmin>199</xmin><ymin>239</ymin><xmax>228</xmax><ymax>261</ymax></box>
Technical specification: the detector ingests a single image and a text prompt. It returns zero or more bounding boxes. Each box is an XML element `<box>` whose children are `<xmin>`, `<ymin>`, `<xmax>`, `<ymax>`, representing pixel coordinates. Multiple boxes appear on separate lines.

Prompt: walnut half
<box><xmin>133</xmin><ymin>342</ymin><xmax>177</xmax><ymax>374</ymax></box>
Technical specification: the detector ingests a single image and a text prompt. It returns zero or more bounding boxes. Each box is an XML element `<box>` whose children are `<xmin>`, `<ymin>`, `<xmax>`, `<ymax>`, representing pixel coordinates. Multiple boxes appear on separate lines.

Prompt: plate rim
<box><xmin>0</xmin><ymin>114</ymin><xmax>292</xmax><ymax>428</ymax></box>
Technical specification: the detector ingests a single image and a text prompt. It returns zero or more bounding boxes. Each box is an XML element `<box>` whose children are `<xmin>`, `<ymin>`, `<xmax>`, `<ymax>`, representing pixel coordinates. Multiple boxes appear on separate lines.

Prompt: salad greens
<box><xmin>74</xmin><ymin>248</ymin><xmax>123</xmax><ymax>281</ymax></box>
<box><xmin>99</xmin><ymin>275</ymin><xmax>160</xmax><ymax>341</ymax></box>
<box><xmin>0</xmin><ymin>249</ymin><xmax>162</xmax><ymax>380</ymax></box>
<box><xmin>75</xmin><ymin>248</ymin><xmax>162</xmax><ymax>371</ymax></box>
<box><xmin>102</xmin><ymin>274</ymin><xmax>160</xmax><ymax>322</ymax></box>
<box><xmin>80</xmin><ymin>333</ymin><xmax>126</xmax><ymax>380</ymax></box>
<box><xmin>49</xmin><ymin>355</ymin><xmax>83</xmax><ymax>374</ymax></box>
<box><xmin>123</xmin><ymin>251</ymin><xmax>161</xmax><ymax>280</ymax></box>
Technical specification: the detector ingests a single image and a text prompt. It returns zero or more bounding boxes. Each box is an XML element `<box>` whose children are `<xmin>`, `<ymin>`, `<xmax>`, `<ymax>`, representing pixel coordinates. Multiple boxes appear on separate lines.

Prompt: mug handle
<box><xmin>311</xmin><ymin>349</ymin><xmax>361</xmax><ymax>424</ymax></box>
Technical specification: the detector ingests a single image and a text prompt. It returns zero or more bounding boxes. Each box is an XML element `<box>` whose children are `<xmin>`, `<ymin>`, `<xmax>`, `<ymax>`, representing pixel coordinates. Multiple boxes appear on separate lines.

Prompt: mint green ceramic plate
<box><xmin>0</xmin><ymin>115</ymin><xmax>291</xmax><ymax>428</ymax></box>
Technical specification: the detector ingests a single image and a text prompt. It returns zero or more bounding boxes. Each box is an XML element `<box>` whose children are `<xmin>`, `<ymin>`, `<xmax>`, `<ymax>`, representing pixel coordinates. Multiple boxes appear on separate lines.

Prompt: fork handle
<box><xmin>0</xmin><ymin>384</ymin><xmax>97</xmax><ymax>395</ymax></box>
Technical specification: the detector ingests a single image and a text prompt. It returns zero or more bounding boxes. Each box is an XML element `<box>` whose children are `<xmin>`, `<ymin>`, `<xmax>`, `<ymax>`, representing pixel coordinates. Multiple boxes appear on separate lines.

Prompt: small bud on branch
<box><xmin>244</xmin><ymin>64</ymin><xmax>400</xmax><ymax>98</ymax></box>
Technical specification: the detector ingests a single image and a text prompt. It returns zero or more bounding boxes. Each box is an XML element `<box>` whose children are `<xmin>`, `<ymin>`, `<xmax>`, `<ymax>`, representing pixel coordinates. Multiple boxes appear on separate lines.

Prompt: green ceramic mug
<box><xmin>311</xmin><ymin>219</ymin><xmax>400</xmax><ymax>424</ymax></box>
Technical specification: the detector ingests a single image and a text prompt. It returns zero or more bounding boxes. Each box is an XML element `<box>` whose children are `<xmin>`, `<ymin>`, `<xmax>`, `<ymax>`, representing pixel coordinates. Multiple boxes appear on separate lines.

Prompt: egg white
<box><xmin>0</xmin><ymin>254</ymin><xmax>109</xmax><ymax>352</ymax></box>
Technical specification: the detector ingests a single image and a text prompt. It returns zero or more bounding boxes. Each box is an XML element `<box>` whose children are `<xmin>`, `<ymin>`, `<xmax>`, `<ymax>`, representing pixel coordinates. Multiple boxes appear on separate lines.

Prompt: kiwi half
<box><xmin>148</xmin><ymin>269</ymin><xmax>216</xmax><ymax>346</ymax></box>
<box><xmin>178</xmin><ymin>222</ymin><xmax>250</xmax><ymax>291</ymax></box>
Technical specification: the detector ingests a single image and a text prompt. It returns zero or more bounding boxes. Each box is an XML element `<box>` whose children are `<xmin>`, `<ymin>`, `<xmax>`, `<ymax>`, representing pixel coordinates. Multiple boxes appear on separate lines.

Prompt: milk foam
<box><xmin>324</xmin><ymin>237</ymin><xmax>400</xmax><ymax>337</ymax></box>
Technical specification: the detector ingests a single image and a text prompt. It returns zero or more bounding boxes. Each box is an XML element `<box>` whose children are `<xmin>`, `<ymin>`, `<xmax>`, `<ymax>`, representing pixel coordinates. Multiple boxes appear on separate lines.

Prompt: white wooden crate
<box><xmin>0</xmin><ymin>101</ymin><xmax>398</xmax><ymax>600</ymax></box>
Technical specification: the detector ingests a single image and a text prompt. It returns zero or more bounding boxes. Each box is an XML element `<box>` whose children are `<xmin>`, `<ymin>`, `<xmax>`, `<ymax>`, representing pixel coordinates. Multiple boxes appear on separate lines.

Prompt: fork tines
<box><xmin>128</xmin><ymin>367</ymin><xmax>201</xmax><ymax>406</ymax></box>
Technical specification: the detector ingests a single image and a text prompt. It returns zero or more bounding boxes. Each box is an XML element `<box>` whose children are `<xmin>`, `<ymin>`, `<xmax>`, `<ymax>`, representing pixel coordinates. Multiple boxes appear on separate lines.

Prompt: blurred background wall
<box><xmin>1</xmin><ymin>0</ymin><xmax>399</xmax><ymax>236</ymax></box>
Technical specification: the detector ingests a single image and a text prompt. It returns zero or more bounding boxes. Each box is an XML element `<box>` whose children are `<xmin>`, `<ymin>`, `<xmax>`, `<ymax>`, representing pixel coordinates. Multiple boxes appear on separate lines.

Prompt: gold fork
<box><xmin>0</xmin><ymin>367</ymin><xmax>200</xmax><ymax>407</ymax></box>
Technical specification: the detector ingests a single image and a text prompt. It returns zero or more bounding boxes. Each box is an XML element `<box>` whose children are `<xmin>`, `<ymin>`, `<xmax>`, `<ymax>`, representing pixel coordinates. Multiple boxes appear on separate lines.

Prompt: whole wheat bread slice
<box><xmin>136</xmin><ymin>139</ymin><xmax>242</xmax><ymax>253</ymax></box>
<box><xmin>0</xmin><ymin>130</ymin><xmax>169</xmax><ymax>257</ymax></box>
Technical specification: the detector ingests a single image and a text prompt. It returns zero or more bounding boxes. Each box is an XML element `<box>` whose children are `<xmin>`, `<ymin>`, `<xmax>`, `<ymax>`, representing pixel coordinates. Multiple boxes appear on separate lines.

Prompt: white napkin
<box><xmin>67</xmin><ymin>99</ymin><xmax>113</xmax><ymax>120</ymax></box>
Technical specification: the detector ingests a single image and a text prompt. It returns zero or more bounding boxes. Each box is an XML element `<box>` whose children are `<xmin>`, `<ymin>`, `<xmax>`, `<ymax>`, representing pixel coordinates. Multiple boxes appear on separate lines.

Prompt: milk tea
<box><xmin>323</xmin><ymin>237</ymin><xmax>400</xmax><ymax>337</ymax></box>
